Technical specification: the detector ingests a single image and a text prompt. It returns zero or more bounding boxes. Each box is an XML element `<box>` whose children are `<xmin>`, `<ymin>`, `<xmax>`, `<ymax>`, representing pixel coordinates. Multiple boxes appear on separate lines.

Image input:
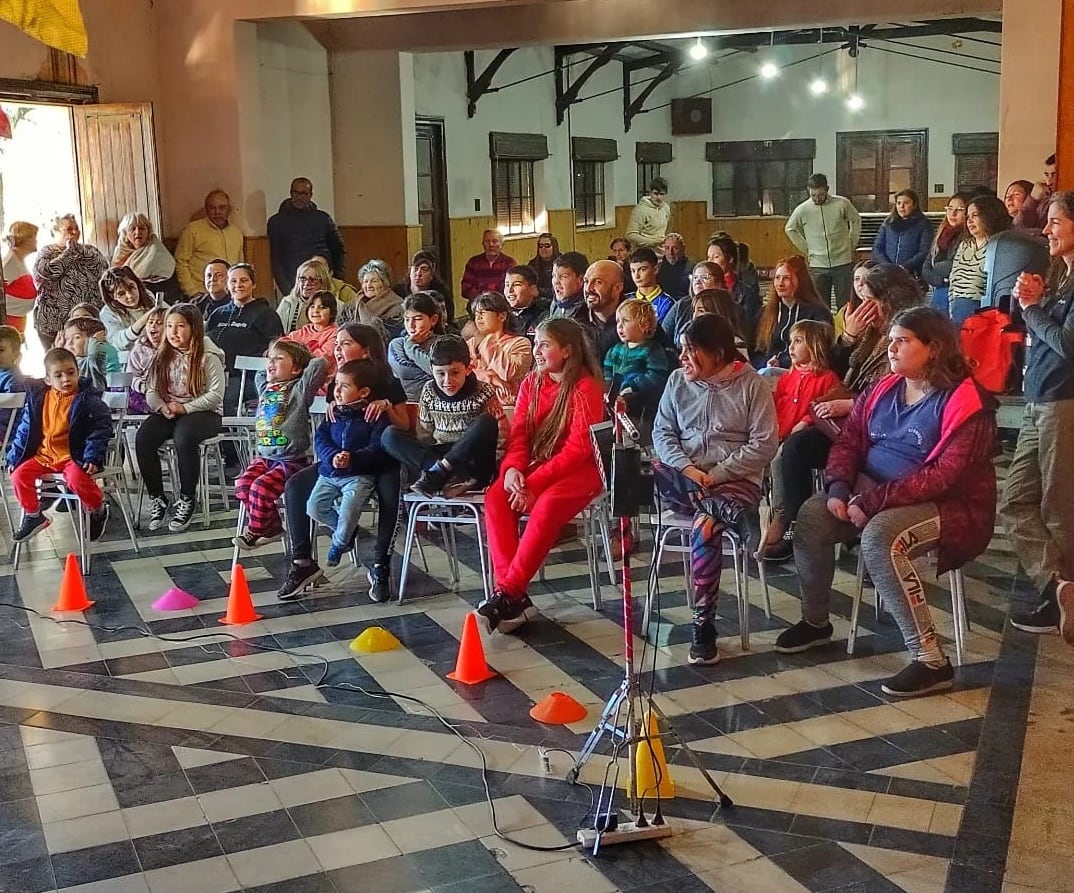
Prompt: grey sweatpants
<box><xmin>794</xmin><ymin>493</ymin><xmax>945</xmax><ymax>664</ymax></box>
<box><xmin>999</xmin><ymin>400</ymin><xmax>1074</xmax><ymax>587</ymax></box>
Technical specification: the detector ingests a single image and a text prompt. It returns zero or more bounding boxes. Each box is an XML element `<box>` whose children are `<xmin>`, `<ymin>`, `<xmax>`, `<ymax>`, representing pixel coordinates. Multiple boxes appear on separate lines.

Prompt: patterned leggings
<box><xmin>235</xmin><ymin>456</ymin><xmax>309</xmax><ymax>536</ymax></box>
<box><xmin>654</xmin><ymin>463</ymin><xmax>761</xmax><ymax>617</ymax></box>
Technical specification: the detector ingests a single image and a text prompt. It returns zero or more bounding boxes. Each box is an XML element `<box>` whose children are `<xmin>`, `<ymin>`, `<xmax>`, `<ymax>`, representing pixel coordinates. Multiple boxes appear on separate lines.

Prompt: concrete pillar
<box><xmin>997</xmin><ymin>0</ymin><xmax>1062</xmax><ymax>190</ymax></box>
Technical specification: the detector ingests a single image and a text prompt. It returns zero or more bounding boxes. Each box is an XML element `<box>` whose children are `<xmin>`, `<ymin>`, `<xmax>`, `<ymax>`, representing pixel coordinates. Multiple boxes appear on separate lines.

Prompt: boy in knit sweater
<box><xmin>234</xmin><ymin>340</ymin><xmax>327</xmax><ymax>549</ymax></box>
<box><xmin>382</xmin><ymin>335</ymin><xmax>507</xmax><ymax>498</ymax></box>
<box><xmin>603</xmin><ymin>298</ymin><xmax>670</xmax><ymax>421</ymax></box>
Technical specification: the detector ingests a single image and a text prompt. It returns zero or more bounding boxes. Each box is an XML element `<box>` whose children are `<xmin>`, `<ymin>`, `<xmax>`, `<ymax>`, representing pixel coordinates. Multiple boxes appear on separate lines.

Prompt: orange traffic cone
<box><xmin>446</xmin><ymin>613</ymin><xmax>497</xmax><ymax>684</ymax></box>
<box><xmin>530</xmin><ymin>692</ymin><xmax>587</xmax><ymax>724</ymax></box>
<box><xmin>219</xmin><ymin>564</ymin><xmax>262</xmax><ymax>625</ymax></box>
<box><xmin>52</xmin><ymin>553</ymin><xmax>94</xmax><ymax>612</ymax></box>
<box><xmin>635</xmin><ymin>710</ymin><xmax>674</xmax><ymax>799</ymax></box>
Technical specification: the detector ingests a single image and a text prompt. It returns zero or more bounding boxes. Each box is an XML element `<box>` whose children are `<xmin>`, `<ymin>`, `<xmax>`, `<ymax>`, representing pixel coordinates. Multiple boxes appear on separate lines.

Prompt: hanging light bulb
<box><xmin>689</xmin><ymin>37</ymin><xmax>708</xmax><ymax>61</ymax></box>
<box><xmin>809</xmin><ymin>77</ymin><xmax>829</xmax><ymax>95</ymax></box>
<box><xmin>846</xmin><ymin>93</ymin><xmax>865</xmax><ymax>111</ymax></box>
<box><xmin>760</xmin><ymin>61</ymin><xmax>779</xmax><ymax>80</ymax></box>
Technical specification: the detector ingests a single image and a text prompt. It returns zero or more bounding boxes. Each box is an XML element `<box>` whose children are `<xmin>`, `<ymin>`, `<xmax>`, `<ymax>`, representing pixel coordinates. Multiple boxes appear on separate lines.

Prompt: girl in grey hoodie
<box><xmin>652</xmin><ymin>313</ymin><xmax>778</xmax><ymax>666</ymax></box>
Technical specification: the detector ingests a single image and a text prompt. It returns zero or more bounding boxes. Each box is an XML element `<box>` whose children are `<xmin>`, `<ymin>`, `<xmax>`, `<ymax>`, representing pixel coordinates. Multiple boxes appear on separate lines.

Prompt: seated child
<box><xmin>62</xmin><ymin>317</ymin><xmax>122</xmax><ymax>392</ymax></box>
<box><xmin>126</xmin><ymin>306</ymin><xmax>167</xmax><ymax>414</ymax></box>
<box><xmin>0</xmin><ymin>325</ymin><xmax>26</xmax><ymax>434</ymax></box>
<box><xmin>282</xmin><ymin>290</ymin><xmax>339</xmax><ymax>390</ymax></box>
<box><xmin>760</xmin><ymin>319</ymin><xmax>841</xmax><ymax>561</ymax></box>
<box><xmin>627</xmin><ymin>248</ymin><xmax>676</xmax><ymax>325</ymax></box>
<box><xmin>233</xmin><ymin>340</ymin><xmax>328</xmax><ymax>549</ymax></box>
<box><xmin>382</xmin><ymin>335</ymin><xmax>507</xmax><ymax>497</ymax></box>
<box><xmin>8</xmin><ymin>347</ymin><xmax>111</xmax><ymax>543</ymax></box>
<box><xmin>603</xmin><ymin>298</ymin><xmax>670</xmax><ymax>420</ymax></box>
<box><xmin>307</xmin><ymin>360</ymin><xmax>391</xmax><ymax>567</ymax></box>
<box><xmin>387</xmin><ymin>292</ymin><xmax>445</xmax><ymax>401</ymax></box>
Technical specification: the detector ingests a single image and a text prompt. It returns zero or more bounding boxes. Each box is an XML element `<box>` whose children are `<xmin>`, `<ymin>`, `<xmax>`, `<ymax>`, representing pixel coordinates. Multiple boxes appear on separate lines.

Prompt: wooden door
<box><xmin>72</xmin><ymin>103</ymin><xmax>161</xmax><ymax>255</ymax></box>
<box><xmin>415</xmin><ymin>117</ymin><xmax>451</xmax><ymax>284</ymax></box>
<box><xmin>837</xmin><ymin>130</ymin><xmax>928</xmax><ymax>212</ymax></box>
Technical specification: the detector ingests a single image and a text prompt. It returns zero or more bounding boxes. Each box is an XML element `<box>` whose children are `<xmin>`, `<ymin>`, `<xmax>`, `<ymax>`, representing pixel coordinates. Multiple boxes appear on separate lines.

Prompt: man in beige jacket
<box><xmin>626</xmin><ymin>177</ymin><xmax>672</xmax><ymax>250</ymax></box>
<box><xmin>174</xmin><ymin>190</ymin><xmax>245</xmax><ymax>298</ymax></box>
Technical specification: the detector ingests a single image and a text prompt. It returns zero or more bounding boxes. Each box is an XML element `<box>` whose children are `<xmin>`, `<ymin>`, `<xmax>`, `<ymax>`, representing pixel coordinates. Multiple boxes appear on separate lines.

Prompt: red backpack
<box><xmin>960</xmin><ymin>308</ymin><xmax>1024</xmax><ymax>394</ymax></box>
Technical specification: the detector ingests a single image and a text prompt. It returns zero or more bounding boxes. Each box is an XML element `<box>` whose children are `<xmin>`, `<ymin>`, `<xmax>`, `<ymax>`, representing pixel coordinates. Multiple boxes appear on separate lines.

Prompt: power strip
<box><xmin>577</xmin><ymin>821</ymin><xmax>674</xmax><ymax>850</ymax></box>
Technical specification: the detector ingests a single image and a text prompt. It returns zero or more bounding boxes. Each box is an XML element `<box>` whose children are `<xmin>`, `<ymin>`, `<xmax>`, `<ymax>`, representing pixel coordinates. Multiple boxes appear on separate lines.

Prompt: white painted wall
<box><xmin>413</xmin><ymin>33</ymin><xmax>1003</xmax><ymax>218</ymax></box>
<box><xmin>235</xmin><ymin>21</ymin><xmax>334</xmax><ymax>233</ymax></box>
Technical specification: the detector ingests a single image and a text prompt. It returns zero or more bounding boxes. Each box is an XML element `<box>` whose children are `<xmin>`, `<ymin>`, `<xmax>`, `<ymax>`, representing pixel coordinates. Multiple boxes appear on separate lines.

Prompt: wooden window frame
<box><xmin>836</xmin><ymin>129</ymin><xmax>929</xmax><ymax>213</ymax></box>
<box><xmin>707</xmin><ymin>140</ymin><xmax>816</xmax><ymax>217</ymax></box>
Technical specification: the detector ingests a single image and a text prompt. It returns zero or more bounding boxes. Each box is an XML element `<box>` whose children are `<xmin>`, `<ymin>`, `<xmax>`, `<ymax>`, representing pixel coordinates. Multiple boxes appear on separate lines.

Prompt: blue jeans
<box><xmin>949</xmin><ymin>297</ymin><xmax>980</xmax><ymax>329</ymax></box>
<box><xmin>307</xmin><ymin>474</ymin><xmax>377</xmax><ymax>551</ymax></box>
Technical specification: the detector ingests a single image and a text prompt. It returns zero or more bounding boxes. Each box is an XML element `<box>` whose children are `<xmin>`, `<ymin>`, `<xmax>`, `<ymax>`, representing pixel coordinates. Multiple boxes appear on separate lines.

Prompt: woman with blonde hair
<box><xmin>112</xmin><ymin>212</ymin><xmax>176</xmax><ymax>289</ymax></box>
<box><xmin>32</xmin><ymin>214</ymin><xmax>108</xmax><ymax>351</ymax></box>
<box><xmin>278</xmin><ymin>256</ymin><xmax>357</xmax><ymax>332</ymax></box>
<box><xmin>2</xmin><ymin>221</ymin><xmax>38</xmax><ymax>333</ymax></box>
<box><xmin>480</xmin><ymin>318</ymin><xmax>605</xmax><ymax>633</ymax></box>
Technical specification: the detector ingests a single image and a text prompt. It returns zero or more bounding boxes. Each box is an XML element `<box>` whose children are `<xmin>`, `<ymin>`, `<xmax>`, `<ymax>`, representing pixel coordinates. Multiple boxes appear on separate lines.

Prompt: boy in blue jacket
<box><xmin>9</xmin><ymin>348</ymin><xmax>112</xmax><ymax>542</ymax></box>
<box><xmin>307</xmin><ymin>360</ymin><xmax>390</xmax><ymax>568</ymax></box>
<box><xmin>0</xmin><ymin>325</ymin><xmax>27</xmax><ymax>435</ymax></box>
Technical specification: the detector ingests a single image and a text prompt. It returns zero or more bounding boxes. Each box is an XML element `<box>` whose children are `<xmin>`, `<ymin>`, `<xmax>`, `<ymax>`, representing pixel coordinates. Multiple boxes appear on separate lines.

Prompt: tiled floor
<box><xmin>0</xmin><ymin>484</ymin><xmax>1069</xmax><ymax>892</ymax></box>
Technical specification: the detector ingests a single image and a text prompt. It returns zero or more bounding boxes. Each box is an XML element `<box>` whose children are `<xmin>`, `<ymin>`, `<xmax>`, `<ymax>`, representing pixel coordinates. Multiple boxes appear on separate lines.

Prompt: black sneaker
<box><xmin>688</xmin><ymin>615</ymin><xmax>719</xmax><ymax>665</ymax></box>
<box><xmin>147</xmin><ymin>495</ymin><xmax>169</xmax><ymax>531</ymax></box>
<box><xmin>13</xmin><ymin>513</ymin><xmax>51</xmax><ymax>543</ymax></box>
<box><xmin>367</xmin><ymin>563</ymin><xmax>392</xmax><ymax>603</ymax></box>
<box><xmin>234</xmin><ymin>529</ymin><xmax>281</xmax><ymax>551</ymax></box>
<box><xmin>442</xmin><ymin>476</ymin><xmax>479</xmax><ymax>498</ymax></box>
<box><xmin>497</xmin><ymin>595</ymin><xmax>539</xmax><ymax>634</ymax></box>
<box><xmin>761</xmin><ymin>534</ymin><xmax>794</xmax><ymax>564</ymax></box>
<box><xmin>169</xmin><ymin>495</ymin><xmax>196</xmax><ymax>532</ymax></box>
<box><xmin>476</xmin><ymin>592</ymin><xmax>509</xmax><ymax>634</ymax></box>
<box><xmin>410</xmin><ymin>465</ymin><xmax>450</xmax><ymax>498</ymax></box>
<box><xmin>1010</xmin><ymin>582</ymin><xmax>1060</xmax><ymax>634</ymax></box>
<box><xmin>88</xmin><ymin>504</ymin><xmax>109</xmax><ymax>542</ymax></box>
<box><xmin>277</xmin><ymin>562</ymin><xmax>324</xmax><ymax>601</ymax></box>
<box><xmin>774</xmin><ymin>620</ymin><xmax>834</xmax><ymax>654</ymax></box>
<box><xmin>880</xmin><ymin>660</ymin><xmax>955</xmax><ymax>698</ymax></box>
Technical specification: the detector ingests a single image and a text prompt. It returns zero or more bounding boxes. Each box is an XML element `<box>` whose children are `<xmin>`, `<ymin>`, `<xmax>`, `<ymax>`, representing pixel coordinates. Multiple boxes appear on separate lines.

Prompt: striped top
<box><xmin>947</xmin><ymin>239</ymin><xmax>988</xmax><ymax>300</ymax></box>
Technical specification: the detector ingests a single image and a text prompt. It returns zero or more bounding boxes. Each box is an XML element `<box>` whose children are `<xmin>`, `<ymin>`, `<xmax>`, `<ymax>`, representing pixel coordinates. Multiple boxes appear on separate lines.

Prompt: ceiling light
<box><xmin>809</xmin><ymin>77</ymin><xmax>829</xmax><ymax>95</ymax></box>
<box><xmin>846</xmin><ymin>93</ymin><xmax>865</xmax><ymax>111</ymax></box>
<box><xmin>689</xmin><ymin>38</ymin><xmax>708</xmax><ymax>61</ymax></box>
<box><xmin>760</xmin><ymin>61</ymin><xmax>779</xmax><ymax>79</ymax></box>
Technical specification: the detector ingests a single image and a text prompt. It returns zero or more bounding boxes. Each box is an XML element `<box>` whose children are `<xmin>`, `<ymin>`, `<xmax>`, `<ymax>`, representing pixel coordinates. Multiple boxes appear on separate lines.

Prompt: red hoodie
<box><xmin>825</xmin><ymin>373</ymin><xmax>997</xmax><ymax>574</ymax></box>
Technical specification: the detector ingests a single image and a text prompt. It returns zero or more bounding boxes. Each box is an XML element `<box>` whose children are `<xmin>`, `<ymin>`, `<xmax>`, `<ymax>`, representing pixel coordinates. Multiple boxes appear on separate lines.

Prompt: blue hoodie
<box><xmin>7</xmin><ymin>378</ymin><xmax>111</xmax><ymax>469</ymax></box>
<box><xmin>0</xmin><ymin>366</ymin><xmax>27</xmax><ymax>435</ymax></box>
<box><xmin>314</xmin><ymin>401</ymin><xmax>391</xmax><ymax>478</ymax></box>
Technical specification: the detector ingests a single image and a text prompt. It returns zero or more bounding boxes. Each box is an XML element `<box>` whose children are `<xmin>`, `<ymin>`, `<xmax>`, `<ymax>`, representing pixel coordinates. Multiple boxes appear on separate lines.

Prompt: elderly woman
<box><xmin>112</xmin><ymin>212</ymin><xmax>176</xmax><ymax>292</ymax></box>
<box><xmin>1002</xmin><ymin>191</ymin><xmax>1074</xmax><ymax>636</ymax></box>
<box><xmin>340</xmin><ymin>259</ymin><xmax>405</xmax><ymax>337</ymax></box>
<box><xmin>776</xmin><ymin>306</ymin><xmax>996</xmax><ymax>699</ymax></box>
<box><xmin>32</xmin><ymin>214</ymin><xmax>109</xmax><ymax>351</ymax></box>
<box><xmin>660</xmin><ymin>260</ymin><xmax>724</xmax><ymax>342</ymax></box>
<box><xmin>277</xmin><ymin>258</ymin><xmax>352</xmax><ymax>333</ymax></box>
<box><xmin>759</xmin><ymin>264</ymin><xmax>922</xmax><ymax>563</ymax></box>
<box><xmin>392</xmin><ymin>250</ymin><xmax>455</xmax><ymax>325</ymax></box>
<box><xmin>1</xmin><ymin>221</ymin><xmax>38</xmax><ymax>333</ymax></box>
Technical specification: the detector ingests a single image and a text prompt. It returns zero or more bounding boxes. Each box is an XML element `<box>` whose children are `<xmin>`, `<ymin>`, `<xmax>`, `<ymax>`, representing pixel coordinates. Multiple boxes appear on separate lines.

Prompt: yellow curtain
<box><xmin>0</xmin><ymin>0</ymin><xmax>88</xmax><ymax>57</ymax></box>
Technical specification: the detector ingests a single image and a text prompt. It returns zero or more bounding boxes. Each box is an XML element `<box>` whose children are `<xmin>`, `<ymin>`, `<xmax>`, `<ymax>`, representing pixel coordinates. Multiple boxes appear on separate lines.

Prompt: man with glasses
<box><xmin>175</xmin><ymin>190</ymin><xmax>245</xmax><ymax>298</ymax></box>
<box><xmin>267</xmin><ymin>177</ymin><xmax>346</xmax><ymax>295</ymax></box>
<box><xmin>785</xmin><ymin>173</ymin><xmax>861</xmax><ymax>308</ymax></box>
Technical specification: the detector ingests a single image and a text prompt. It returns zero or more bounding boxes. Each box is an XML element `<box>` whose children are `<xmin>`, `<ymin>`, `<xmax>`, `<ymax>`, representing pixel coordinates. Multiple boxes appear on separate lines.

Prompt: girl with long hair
<box><xmin>948</xmin><ymin>195</ymin><xmax>1012</xmax><ymax>325</ymax></box>
<box><xmin>753</xmin><ymin>255</ymin><xmax>833</xmax><ymax>371</ymax></box>
<box><xmin>922</xmin><ymin>192</ymin><xmax>971</xmax><ymax>311</ymax></box>
<box><xmin>135</xmin><ymin>303</ymin><xmax>226</xmax><ymax>532</ymax></box>
<box><xmin>870</xmin><ymin>188</ymin><xmax>934</xmax><ymax>276</ymax></box>
<box><xmin>466</xmin><ymin>291</ymin><xmax>534</xmax><ymax>405</ymax></box>
<box><xmin>527</xmin><ymin>232</ymin><xmax>560</xmax><ymax>299</ymax></box>
<box><xmin>778</xmin><ymin>306</ymin><xmax>996</xmax><ymax>699</ymax></box>
<box><xmin>99</xmin><ymin>266</ymin><xmax>157</xmax><ymax>350</ymax></box>
<box><xmin>480</xmin><ymin>318</ymin><xmax>606</xmax><ymax>634</ymax></box>
<box><xmin>387</xmin><ymin>291</ymin><xmax>446</xmax><ymax>400</ymax></box>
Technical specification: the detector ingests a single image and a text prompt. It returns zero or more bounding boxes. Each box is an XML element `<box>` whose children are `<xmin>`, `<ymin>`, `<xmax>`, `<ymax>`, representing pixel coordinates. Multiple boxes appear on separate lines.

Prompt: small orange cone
<box><xmin>635</xmin><ymin>710</ymin><xmax>675</xmax><ymax>799</ymax></box>
<box><xmin>530</xmin><ymin>692</ymin><xmax>587</xmax><ymax>724</ymax></box>
<box><xmin>52</xmin><ymin>553</ymin><xmax>94</xmax><ymax>612</ymax></box>
<box><xmin>219</xmin><ymin>564</ymin><xmax>262</xmax><ymax>625</ymax></box>
<box><xmin>446</xmin><ymin>613</ymin><xmax>497</xmax><ymax>684</ymax></box>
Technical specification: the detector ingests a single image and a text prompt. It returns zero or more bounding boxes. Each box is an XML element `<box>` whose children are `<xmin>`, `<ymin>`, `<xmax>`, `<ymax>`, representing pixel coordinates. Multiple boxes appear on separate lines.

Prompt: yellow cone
<box><xmin>635</xmin><ymin>711</ymin><xmax>674</xmax><ymax>799</ymax></box>
<box><xmin>350</xmin><ymin>626</ymin><xmax>401</xmax><ymax>653</ymax></box>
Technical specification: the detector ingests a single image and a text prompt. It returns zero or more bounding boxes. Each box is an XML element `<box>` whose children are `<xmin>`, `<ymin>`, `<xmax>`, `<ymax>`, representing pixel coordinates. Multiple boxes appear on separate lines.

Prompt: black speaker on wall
<box><xmin>671</xmin><ymin>98</ymin><xmax>712</xmax><ymax>135</ymax></box>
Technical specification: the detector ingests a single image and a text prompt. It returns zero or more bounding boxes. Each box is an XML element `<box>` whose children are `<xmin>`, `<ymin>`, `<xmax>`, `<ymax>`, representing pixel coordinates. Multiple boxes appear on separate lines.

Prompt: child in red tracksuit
<box><xmin>479</xmin><ymin>318</ymin><xmax>606</xmax><ymax>634</ymax></box>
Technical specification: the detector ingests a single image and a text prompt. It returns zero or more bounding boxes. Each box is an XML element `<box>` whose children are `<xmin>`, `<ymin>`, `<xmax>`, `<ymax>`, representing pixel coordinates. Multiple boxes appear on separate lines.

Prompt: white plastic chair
<box><xmin>846</xmin><ymin>549</ymin><xmax>969</xmax><ymax>666</ymax></box>
<box><xmin>0</xmin><ymin>392</ymin><xmax>28</xmax><ymax>535</ymax></box>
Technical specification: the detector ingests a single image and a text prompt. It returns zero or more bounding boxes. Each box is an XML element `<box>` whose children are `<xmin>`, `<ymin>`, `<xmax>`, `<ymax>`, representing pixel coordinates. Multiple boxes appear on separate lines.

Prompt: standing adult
<box><xmin>31</xmin><ymin>214</ymin><xmax>108</xmax><ymax>352</ymax></box>
<box><xmin>871</xmin><ymin>189</ymin><xmax>934</xmax><ymax>277</ymax></box>
<box><xmin>657</xmin><ymin>233</ymin><xmax>691</xmax><ymax>299</ymax></box>
<box><xmin>267</xmin><ymin>178</ymin><xmax>346</xmax><ymax>295</ymax></box>
<box><xmin>461</xmin><ymin>230</ymin><xmax>516</xmax><ymax>303</ymax></box>
<box><xmin>526</xmin><ymin>233</ymin><xmax>560</xmax><ymax>300</ymax></box>
<box><xmin>112</xmin><ymin>212</ymin><xmax>176</xmax><ymax>297</ymax></box>
<box><xmin>785</xmin><ymin>173</ymin><xmax>862</xmax><ymax>308</ymax></box>
<box><xmin>1</xmin><ymin>222</ymin><xmax>38</xmax><ymax>334</ymax></box>
<box><xmin>174</xmin><ymin>190</ymin><xmax>245</xmax><ymax>299</ymax></box>
<box><xmin>582</xmin><ymin>259</ymin><xmax>626</xmax><ymax>361</ymax></box>
<box><xmin>1002</xmin><ymin>191</ymin><xmax>1074</xmax><ymax>635</ymax></box>
<box><xmin>627</xmin><ymin>177</ymin><xmax>672</xmax><ymax>250</ymax></box>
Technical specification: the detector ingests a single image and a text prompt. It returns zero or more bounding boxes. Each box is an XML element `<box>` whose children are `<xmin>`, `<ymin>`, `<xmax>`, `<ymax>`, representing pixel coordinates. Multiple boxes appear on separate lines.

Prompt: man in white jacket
<box><xmin>784</xmin><ymin>173</ymin><xmax>861</xmax><ymax>309</ymax></box>
<box><xmin>627</xmin><ymin>177</ymin><xmax>672</xmax><ymax>251</ymax></box>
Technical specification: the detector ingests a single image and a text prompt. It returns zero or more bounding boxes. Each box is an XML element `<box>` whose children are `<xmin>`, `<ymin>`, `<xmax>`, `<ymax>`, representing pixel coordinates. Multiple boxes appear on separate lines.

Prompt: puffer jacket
<box><xmin>7</xmin><ymin>378</ymin><xmax>111</xmax><ymax>469</ymax></box>
<box><xmin>871</xmin><ymin>212</ymin><xmax>934</xmax><ymax>275</ymax></box>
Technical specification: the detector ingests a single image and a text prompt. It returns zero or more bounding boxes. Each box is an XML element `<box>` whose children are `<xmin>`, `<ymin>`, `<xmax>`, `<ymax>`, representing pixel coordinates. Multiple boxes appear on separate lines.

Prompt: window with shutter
<box><xmin>707</xmin><ymin>140</ymin><xmax>815</xmax><ymax>217</ymax></box>
<box><xmin>489</xmin><ymin>132</ymin><xmax>544</xmax><ymax>235</ymax></box>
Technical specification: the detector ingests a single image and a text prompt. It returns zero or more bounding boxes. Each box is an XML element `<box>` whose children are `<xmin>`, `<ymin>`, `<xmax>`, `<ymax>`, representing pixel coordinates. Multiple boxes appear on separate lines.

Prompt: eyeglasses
<box><xmin>297</xmin><ymin>276</ymin><xmax>322</xmax><ymax>284</ymax></box>
<box><xmin>537</xmin><ymin>242</ymin><xmax>553</xmax><ymax>249</ymax></box>
<box><xmin>945</xmin><ymin>206</ymin><xmax>966</xmax><ymax>213</ymax></box>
